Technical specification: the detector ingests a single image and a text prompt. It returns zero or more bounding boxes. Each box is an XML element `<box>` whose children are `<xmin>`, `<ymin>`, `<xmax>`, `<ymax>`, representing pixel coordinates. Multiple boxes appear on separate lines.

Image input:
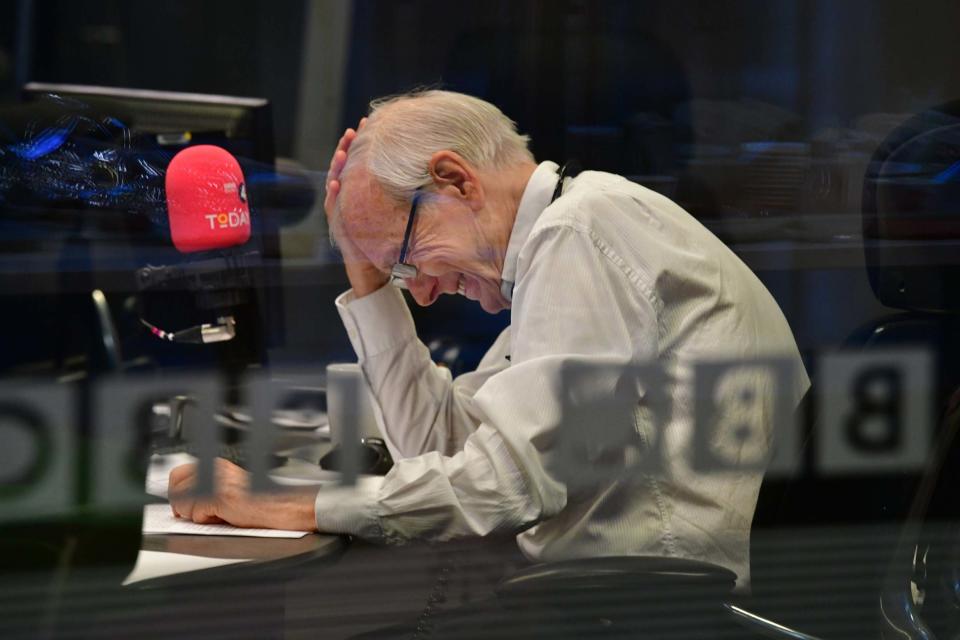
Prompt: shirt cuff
<box><xmin>335</xmin><ymin>286</ymin><xmax>418</xmax><ymax>359</ymax></box>
<box><xmin>314</xmin><ymin>475</ymin><xmax>386</xmax><ymax>541</ymax></box>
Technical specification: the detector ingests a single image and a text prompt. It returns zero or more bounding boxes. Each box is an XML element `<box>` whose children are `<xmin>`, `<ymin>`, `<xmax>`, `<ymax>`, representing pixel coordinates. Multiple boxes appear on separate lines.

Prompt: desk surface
<box><xmin>129</xmin><ymin>445</ymin><xmax>347</xmax><ymax>588</ymax></box>
<box><xmin>132</xmin><ymin>532</ymin><xmax>347</xmax><ymax>589</ymax></box>
<box><xmin>134</xmin><ymin>450</ymin><xmax>347</xmax><ymax>588</ymax></box>
<box><xmin>142</xmin><ymin>530</ymin><xmax>345</xmax><ymax>562</ymax></box>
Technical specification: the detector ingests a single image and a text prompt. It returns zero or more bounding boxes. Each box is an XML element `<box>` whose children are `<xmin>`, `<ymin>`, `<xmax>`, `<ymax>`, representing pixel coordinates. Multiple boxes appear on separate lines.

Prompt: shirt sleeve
<box><xmin>335</xmin><ymin>284</ymin><xmax>495</xmax><ymax>459</ymax></box>
<box><xmin>315</xmin><ymin>224</ymin><xmax>660</xmax><ymax>544</ymax></box>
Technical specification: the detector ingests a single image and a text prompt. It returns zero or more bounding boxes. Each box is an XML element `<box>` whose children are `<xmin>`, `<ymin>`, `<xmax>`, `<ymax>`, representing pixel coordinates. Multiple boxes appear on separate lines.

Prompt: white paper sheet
<box><xmin>142</xmin><ymin>504</ymin><xmax>310</xmax><ymax>538</ymax></box>
<box><xmin>123</xmin><ymin>550</ymin><xmax>251</xmax><ymax>586</ymax></box>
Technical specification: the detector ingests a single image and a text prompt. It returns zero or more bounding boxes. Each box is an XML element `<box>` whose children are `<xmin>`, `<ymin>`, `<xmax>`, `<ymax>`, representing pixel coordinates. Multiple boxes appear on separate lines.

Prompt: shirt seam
<box><xmin>523</xmin><ymin>219</ymin><xmax>664</xmax><ymax>316</ymax></box>
<box><xmin>632</xmin><ymin>407</ymin><xmax>679</xmax><ymax>557</ymax></box>
<box><xmin>522</xmin><ymin>219</ymin><xmax>677</xmax><ymax>555</ymax></box>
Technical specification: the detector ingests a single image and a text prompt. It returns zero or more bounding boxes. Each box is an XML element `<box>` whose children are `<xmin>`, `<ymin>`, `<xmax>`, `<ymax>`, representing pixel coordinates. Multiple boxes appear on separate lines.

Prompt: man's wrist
<box><xmin>288</xmin><ymin>490</ymin><xmax>321</xmax><ymax>532</ymax></box>
<box><xmin>257</xmin><ymin>489</ymin><xmax>321</xmax><ymax>532</ymax></box>
<box><xmin>350</xmin><ymin>276</ymin><xmax>390</xmax><ymax>298</ymax></box>
<box><xmin>298</xmin><ymin>494</ymin><xmax>320</xmax><ymax>532</ymax></box>
<box><xmin>344</xmin><ymin>262</ymin><xmax>390</xmax><ymax>298</ymax></box>
<box><xmin>336</xmin><ymin>286</ymin><xmax>416</xmax><ymax>358</ymax></box>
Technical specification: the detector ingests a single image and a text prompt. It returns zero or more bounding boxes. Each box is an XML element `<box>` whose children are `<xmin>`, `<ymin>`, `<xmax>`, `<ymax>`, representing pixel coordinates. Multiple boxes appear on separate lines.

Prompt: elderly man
<box><xmin>170</xmin><ymin>90</ymin><xmax>808</xmax><ymax>588</ymax></box>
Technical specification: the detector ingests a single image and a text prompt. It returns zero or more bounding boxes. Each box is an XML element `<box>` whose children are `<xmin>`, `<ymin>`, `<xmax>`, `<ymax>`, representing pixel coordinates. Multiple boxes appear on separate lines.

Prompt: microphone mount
<box><xmin>135</xmin><ymin>250</ymin><xmax>262</xmax><ymax>347</ymax></box>
<box><xmin>135</xmin><ymin>250</ymin><xmax>261</xmax><ymax>310</ymax></box>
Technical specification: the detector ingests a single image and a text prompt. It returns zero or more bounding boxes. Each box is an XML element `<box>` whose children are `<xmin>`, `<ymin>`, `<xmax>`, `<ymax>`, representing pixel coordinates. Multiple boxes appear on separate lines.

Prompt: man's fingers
<box><xmin>326</xmin><ymin>124</ymin><xmax>362</xmax><ymax>207</ymax></box>
<box><xmin>329</xmin><ymin>132</ymin><xmax>351</xmax><ymax>169</ymax></box>
<box><xmin>325</xmin><ymin>149</ymin><xmax>349</xmax><ymax>220</ymax></box>
<box><xmin>166</xmin><ymin>459</ymin><xmax>245</xmax><ymax>525</ymax></box>
<box><xmin>337</xmin><ymin>127</ymin><xmax>354</xmax><ymax>150</ymax></box>
<box><xmin>170</xmin><ymin>495</ymin><xmax>194</xmax><ymax>519</ymax></box>
<box><xmin>327</xmin><ymin>132</ymin><xmax>352</xmax><ymax>184</ymax></box>
<box><xmin>168</xmin><ymin>464</ymin><xmax>197</xmax><ymax>519</ymax></box>
<box><xmin>168</xmin><ymin>463</ymin><xmax>196</xmax><ymax>487</ymax></box>
<box><xmin>169</xmin><ymin>474</ymin><xmax>192</xmax><ymax>496</ymax></box>
<box><xmin>334</xmin><ymin>130</ymin><xmax>356</xmax><ymax>171</ymax></box>
<box><xmin>324</xmin><ymin>122</ymin><xmax>367</xmax><ymax>238</ymax></box>
<box><xmin>214</xmin><ymin>456</ymin><xmax>244</xmax><ymax>475</ymax></box>
<box><xmin>189</xmin><ymin>507</ymin><xmax>225</xmax><ymax>525</ymax></box>
<box><xmin>326</xmin><ymin>149</ymin><xmax>349</xmax><ymax>197</ymax></box>
<box><xmin>173</xmin><ymin>497</ymin><xmax>222</xmax><ymax>525</ymax></box>
<box><xmin>331</xmin><ymin>149</ymin><xmax>347</xmax><ymax>176</ymax></box>
<box><xmin>324</xmin><ymin>179</ymin><xmax>341</xmax><ymax>216</ymax></box>
<box><xmin>335</xmin><ymin>129</ymin><xmax>356</xmax><ymax>159</ymax></box>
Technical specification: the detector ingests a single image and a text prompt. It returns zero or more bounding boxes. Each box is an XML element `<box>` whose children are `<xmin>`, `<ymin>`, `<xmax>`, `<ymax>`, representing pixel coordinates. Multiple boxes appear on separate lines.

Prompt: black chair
<box><xmin>492</xmin><ymin>387</ymin><xmax>821</xmax><ymax>640</ymax></box>
<box><xmin>854</xmin><ymin>101</ymin><xmax>960</xmax><ymax>638</ymax></box>
<box><xmin>496</xmin><ymin>556</ymin><xmax>740</xmax><ymax>640</ymax></box>
<box><xmin>876</xmin><ymin>389</ymin><xmax>960</xmax><ymax>639</ymax></box>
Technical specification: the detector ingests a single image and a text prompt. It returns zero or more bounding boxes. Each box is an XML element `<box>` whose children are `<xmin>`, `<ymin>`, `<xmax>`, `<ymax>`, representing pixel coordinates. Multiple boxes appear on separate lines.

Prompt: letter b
<box><xmin>845</xmin><ymin>367</ymin><xmax>901</xmax><ymax>453</ymax></box>
<box><xmin>817</xmin><ymin>351</ymin><xmax>930</xmax><ymax>475</ymax></box>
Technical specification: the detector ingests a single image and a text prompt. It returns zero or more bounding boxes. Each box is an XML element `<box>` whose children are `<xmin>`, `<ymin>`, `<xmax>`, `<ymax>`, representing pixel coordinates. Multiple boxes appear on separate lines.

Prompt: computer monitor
<box><xmin>0</xmin><ymin>83</ymin><xmax>285</xmax><ymax>377</ymax></box>
<box><xmin>22</xmin><ymin>82</ymin><xmax>275</xmax><ymax>162</ymax></box>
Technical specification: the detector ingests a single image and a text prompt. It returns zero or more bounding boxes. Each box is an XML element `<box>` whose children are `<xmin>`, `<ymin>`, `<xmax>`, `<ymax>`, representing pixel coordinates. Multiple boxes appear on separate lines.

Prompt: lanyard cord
<box><xmin>551</xmin><ymin>160</ymin><xmax>580</xmax><ymax>204</ymax></box>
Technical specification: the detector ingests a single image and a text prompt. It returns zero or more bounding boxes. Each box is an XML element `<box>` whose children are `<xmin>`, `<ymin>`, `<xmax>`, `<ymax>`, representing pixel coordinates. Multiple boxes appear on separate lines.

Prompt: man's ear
<box><xmin>428</xmin><ymin>150</ymin><xmax>484</xmax><ymax>210</ymax></box>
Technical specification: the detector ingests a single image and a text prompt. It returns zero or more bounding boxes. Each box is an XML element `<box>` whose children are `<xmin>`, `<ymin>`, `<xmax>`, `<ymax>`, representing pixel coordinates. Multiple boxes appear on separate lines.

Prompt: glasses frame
<box><xmin>389</xmin><ymin>191</ymin><xmax>422</xmax><ymax>288</ymax></box>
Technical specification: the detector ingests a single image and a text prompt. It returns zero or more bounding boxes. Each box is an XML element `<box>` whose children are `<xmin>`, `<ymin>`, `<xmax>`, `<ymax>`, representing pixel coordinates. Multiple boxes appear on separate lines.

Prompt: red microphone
<box><xmin>165</xmin><ymin>145</ymin><xmax>251</xmax><ymax>253</ymax></box>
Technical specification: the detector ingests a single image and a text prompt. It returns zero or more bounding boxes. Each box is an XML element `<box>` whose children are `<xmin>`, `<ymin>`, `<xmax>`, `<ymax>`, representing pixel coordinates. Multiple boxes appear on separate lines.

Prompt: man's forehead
<box><xmin>339</xmin><ymin>164</ymin><xmax>382</xmax><ymax>209</ymax></box>
<box><xmin>338</xmin><ymin>166</ymin><xmax>403</xmax><ymax>271</ymax></box>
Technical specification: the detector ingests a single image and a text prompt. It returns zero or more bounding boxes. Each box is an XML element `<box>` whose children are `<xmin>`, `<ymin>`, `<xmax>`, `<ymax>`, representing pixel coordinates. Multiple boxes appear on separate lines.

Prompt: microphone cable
<box><xmin>139</xmin><ymin>316</ymin><xmax>236</xmax><ymax>344</ymax></box>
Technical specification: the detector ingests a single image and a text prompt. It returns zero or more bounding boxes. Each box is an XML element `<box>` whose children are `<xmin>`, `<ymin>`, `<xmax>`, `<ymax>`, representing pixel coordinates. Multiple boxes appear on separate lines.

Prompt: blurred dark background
<box><xmin>3</xmin><ymin>0</ymin><xmax>959</xmax><ymax>457</ymax></box>
<box><xmin>3</xmin><ymin>2</ymin><xmax>960</xmax><ymax>639</ymax></box>
<box><xmin>4</xmin><ymin>1</ymin><xmax>958</xmax><ymax>169</ymax></box>
<box><xmin>2</xmin><ymin>0</ymin><xmax>958</xmax><ymax>430</ymax></box>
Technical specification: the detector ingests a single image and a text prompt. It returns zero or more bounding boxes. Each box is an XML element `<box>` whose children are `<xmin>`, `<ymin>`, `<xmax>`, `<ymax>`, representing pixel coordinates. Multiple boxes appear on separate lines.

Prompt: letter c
<box><xmin>0</xmin><ymin>403</ymin><xmax>51</xmax><ymax>499</ymax></box>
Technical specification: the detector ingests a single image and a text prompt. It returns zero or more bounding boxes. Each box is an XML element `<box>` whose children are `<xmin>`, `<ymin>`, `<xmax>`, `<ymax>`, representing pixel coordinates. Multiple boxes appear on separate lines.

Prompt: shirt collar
<box><xmin>500</xmin><ymin>161</ymin><xmax>561</xmax><ymax>302</ymax></box>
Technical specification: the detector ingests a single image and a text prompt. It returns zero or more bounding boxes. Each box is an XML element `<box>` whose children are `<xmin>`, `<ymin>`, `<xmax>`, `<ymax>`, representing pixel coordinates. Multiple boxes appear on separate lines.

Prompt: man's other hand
<box><xmin>325</xmin><ymin>119</ymin><xmax>390</xmax><ymax>297</ymax></box>
<box><xmin>168</xmin><ymin>458</ymin><xmax>318</xmax><ymax>532</ymax></box>
<box><xmin>323</xmin><ymin>118</ymin><xmax>365</xmax><ymax>216</ymax></box>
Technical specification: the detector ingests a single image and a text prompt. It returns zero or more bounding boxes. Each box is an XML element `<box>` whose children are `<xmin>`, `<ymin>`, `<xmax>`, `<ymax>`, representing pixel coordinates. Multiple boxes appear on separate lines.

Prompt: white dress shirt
<box><xmin>316</xmin><ymin>161</ymin><xmax>809</xmax><ymax>587</ymax></box>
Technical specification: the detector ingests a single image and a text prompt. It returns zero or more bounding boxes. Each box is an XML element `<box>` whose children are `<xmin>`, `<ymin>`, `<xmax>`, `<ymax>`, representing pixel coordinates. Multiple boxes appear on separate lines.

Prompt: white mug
<box><xmin>325</xmin><ymin>363</ymin><xmax>382</xmax><ymax>447</ymax></box>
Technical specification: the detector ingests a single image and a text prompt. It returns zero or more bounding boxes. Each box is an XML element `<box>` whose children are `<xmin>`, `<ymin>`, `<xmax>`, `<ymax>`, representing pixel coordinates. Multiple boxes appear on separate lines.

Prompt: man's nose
<box><xmin>407</xmin><ymin>275</ymin><xmax>438</xmax><ymax>306</ymax></box>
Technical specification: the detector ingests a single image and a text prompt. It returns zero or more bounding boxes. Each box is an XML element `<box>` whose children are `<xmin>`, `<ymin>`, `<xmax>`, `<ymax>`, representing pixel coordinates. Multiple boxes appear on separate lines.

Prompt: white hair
<box><xmin>342</xmin><ymin>90</ymin><xmax>534</xmax><ymax>202</ymax></box>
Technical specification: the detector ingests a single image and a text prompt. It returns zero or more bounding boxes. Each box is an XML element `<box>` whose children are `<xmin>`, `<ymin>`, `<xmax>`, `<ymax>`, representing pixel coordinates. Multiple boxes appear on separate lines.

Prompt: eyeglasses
<box><xmin>389</xmin><ymin>191</ymin><xmax>421</xmax><ymax>289</ymax></box>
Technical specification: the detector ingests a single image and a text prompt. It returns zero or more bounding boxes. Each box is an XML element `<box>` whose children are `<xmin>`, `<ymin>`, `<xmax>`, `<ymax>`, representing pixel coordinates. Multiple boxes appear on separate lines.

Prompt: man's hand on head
<box><xmin>168</xmin><ymin>458</ymin><xmax>319</xmax><ymax>532</ymax></box>
<box><xmin>325</xmin><ymin>119</ymin><xmax>391</xmax><ymax>298</ymax></box>
<box><xmin>323</xmin><ymin>119</ymin><xmax>365</xmax><ymax>215</ymax></box>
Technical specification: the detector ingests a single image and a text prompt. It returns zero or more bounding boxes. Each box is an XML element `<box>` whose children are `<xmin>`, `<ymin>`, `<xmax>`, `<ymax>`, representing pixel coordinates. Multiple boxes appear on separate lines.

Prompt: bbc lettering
<box><xmin>0</xmin><ymin>350</ymin><xmax>934</xmax><ymax>522</ymax></box>
<box><xmin>816</xmin><ymin>351</ymin><xmax>931</xmax><ymax>475</ymax></box>
<box><xmin>688</xmin><ymin>351</ymin><xmax>932</xmax><ymax>478</ymax></box>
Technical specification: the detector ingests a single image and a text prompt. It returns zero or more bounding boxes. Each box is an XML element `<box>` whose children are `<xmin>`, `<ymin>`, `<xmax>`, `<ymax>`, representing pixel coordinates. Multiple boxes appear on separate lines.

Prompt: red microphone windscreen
<box><xmin>165</xmin><ymin>145</ymin><xmax>251</xmax><ymax>253</ymax></box>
